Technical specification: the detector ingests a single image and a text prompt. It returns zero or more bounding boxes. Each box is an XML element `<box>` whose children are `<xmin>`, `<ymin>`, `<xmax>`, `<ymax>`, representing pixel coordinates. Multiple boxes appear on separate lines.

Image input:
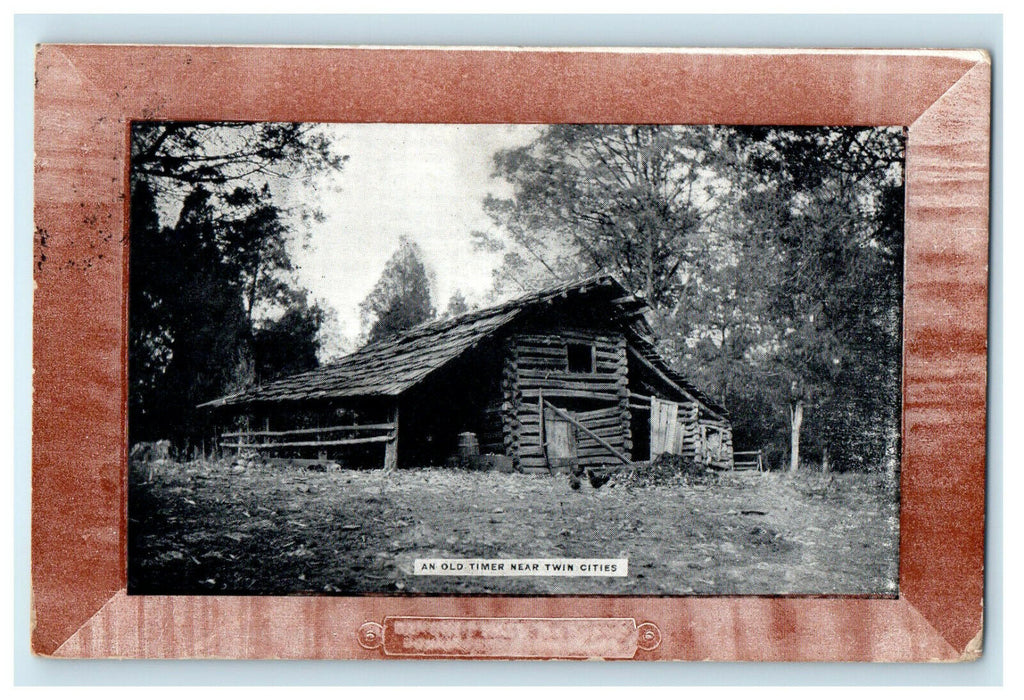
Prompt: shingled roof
<box><xmin>200</xmin><ymin>274</ymin><xmax>727</xmax><ymax>417</ymax></box>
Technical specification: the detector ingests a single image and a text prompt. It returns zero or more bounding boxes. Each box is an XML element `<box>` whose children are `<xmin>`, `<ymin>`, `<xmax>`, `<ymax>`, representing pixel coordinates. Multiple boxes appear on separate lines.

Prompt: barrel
<box><xmin>457</xmin><ymin>432</ymin><xmax>480</xmax><ymax>459</ymax></box>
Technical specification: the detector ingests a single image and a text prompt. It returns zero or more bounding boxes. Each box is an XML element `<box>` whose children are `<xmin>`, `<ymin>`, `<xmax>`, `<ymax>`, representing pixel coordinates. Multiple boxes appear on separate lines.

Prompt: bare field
<box><xmin>128</xmin><ymin>460</ymin><xmax>899</xmax><ymax>596</ymax></box>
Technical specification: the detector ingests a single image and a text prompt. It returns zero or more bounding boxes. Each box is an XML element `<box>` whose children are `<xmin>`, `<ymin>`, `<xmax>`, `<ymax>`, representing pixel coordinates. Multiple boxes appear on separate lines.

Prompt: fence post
<box><xmin>239</xmin><ymin>416</ymin><xmax>248</xmax><ymax>459</ymax></box>
<box><xmin>383</xmin><ymin>404</ymin><xmax>399</xmax><ymax>471</ymax></box>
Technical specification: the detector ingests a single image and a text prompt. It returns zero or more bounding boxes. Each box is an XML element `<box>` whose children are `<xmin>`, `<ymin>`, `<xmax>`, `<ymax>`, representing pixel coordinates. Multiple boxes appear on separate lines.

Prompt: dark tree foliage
<box><xmin>131</xmin><ymin>186</ymin><xmax>252</xmax><ymax>446</ymax></box>
<box><xmin>252</xmin><ymin>291</ymin><xmax>324</xmax><ymax>383</ymax></box>
<box><xmin>131</xmin><ymin>122</ymin><xmax>345</xmax><ymax>192</ymax></box>
<box><xmin>725</xmin><ymin>127</ymin><xmax>905</xmax><ymax>472</ymax></box>
<box><xmin>128</xmin><ymin>179</ymin><xmax>172</xmax><ymax>436</ymax></box>
<box><xmin>128</xmin><ymin>122</ymin><xmax>345</xmax><ymax>450</ymax></box>
<box><xmin>359</xmin><ymin>238</ymin><xmax>437</xmax><ymax>343</ymax></box>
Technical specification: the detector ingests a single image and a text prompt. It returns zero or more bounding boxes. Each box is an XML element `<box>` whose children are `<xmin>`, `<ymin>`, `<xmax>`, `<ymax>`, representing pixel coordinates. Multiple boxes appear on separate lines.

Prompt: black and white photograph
<box><xmin>126</xmin><ymin>122</ymin><xmax>905</xmax><ymax>597</ymax></box>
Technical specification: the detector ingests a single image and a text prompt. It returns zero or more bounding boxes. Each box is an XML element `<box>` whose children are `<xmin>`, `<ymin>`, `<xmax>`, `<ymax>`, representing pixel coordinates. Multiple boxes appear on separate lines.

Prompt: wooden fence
<box><xmin>732</xmin><ymin>450</ymin><xmax>764</xmax><ymax>472</ymax></box>
<box><xmin>219</xmin><ymin>421</ymin><xmax>398</xmax><ymax>469</ymax></box>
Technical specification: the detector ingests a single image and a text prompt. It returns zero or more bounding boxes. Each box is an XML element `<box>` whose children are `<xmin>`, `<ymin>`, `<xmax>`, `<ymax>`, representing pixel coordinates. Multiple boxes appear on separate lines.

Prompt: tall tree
<box><xmin>220</xmin><ymin>185</ymin><xmax>295</xmax><ymax>327</ymax></box>
<box><xmin>359</xmin><ymin>238</ymin><xmax>437</xmax><ymax>343</ymax></box>
<box><xmin>476</xmin><ymin>125</ymin><xmax>721</xmax><ymax>305</ymax></box>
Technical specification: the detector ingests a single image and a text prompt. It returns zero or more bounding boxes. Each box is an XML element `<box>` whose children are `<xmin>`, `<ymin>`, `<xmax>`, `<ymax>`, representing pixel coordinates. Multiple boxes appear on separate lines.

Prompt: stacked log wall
<box><xmin>479</xmin><ymin>402</ymin><xmax>506</xmax><ymax>455</ymax></box>
<box><xmin>509</xmin><ymin>329</ymin><xmax>631</xmax><ymax>473</ymax></box>
<box><xmin>676</xmin><ymin>401</ymin><xmax>701</xmax><ymax>461</ymax></box>
<box><xmin>699</xmin><ymin>415</ymin><xmax>735</xmax><ymax>470</ymax></box>
<box><xmin>500</xmin><ymin>338</ymin><xmax>522</xmax><ymax>467</ymax></box>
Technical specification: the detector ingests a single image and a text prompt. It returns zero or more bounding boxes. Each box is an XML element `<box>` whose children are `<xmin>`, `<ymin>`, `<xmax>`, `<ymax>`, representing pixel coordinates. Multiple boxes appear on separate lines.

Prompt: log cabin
<box><xmin>200</xmin><ymin>275</ymin><xmax>733</xmax><ymax>473</ymax></box>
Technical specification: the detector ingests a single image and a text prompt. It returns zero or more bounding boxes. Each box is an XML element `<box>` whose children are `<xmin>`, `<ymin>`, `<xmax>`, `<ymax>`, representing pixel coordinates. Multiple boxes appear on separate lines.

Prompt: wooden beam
<box><xmin>538</xmin><ymin>388</ymin><xmax>552</xmax><ymax>474</ymax></box>
<box><xmin>626</xmin><ymin>346</ymin><xmax>725</xmax><ymax>421</ymax></box>
<box><xmin>542</xmin><ymin>399</ymin><xmax>630</xmax><ymax>465</ymax></box>
<box><xmin>219</xmin><ymin>434</ymin><xmax>394</xmax><ymax>449</ymax></box>
<box><xmin>221</xmin><ymin>422</ymin><xmax>395</xmax><ymax>439</ymax></box>
<box><xmin>521</xmin><ymin>388</ymin><xmax>620</xmax><ymax>402</ymax></box>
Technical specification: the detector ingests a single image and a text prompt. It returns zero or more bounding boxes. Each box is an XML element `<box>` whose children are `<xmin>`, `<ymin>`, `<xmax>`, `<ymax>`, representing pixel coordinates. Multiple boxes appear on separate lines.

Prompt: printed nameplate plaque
<box><xmin>357</xmin><ymin>617</ymin><xmax>662</xmax><ymax>659</ymax></box>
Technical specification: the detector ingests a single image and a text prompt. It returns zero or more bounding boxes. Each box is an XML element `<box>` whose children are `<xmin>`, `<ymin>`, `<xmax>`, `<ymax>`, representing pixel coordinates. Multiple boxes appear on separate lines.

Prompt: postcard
<box><xmin>32</xmin><ymin>45</ymin><xmax>989</xmax><ymax>660</ymax></box>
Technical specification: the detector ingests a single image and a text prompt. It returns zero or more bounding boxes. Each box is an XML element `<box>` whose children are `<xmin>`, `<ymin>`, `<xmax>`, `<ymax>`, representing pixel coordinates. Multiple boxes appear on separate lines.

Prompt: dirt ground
<box><xmin>128</xmin><ymin>460</ymin><xmax>899</xmax><ymax>596</ymax></box>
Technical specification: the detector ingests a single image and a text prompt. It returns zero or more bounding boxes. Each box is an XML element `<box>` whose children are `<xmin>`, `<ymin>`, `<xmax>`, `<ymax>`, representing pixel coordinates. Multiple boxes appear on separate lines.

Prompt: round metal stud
<box><xmin>357</xmin><ymin>621</ymin><xmax>384</xmax><ymax>650</ymax></box>
<box><xmin>636</xmin><ymin>622</ymin><xmax>662</xmax><ymax>651</ymax></box>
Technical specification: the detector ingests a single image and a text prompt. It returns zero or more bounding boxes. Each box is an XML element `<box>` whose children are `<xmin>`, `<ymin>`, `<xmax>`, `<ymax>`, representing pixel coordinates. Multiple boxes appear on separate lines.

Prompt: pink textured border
<box><xmin>32</xmin><ymin>46</ymin><xmax>989</xmax><ymax>660</ymax></box>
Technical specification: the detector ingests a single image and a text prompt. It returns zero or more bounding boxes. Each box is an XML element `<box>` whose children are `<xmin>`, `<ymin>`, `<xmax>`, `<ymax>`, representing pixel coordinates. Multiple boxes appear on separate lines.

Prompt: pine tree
<box><xmin>359</xmin><ymin>238</ymin><xmax>437</xmax><ymax>343</ymax></box>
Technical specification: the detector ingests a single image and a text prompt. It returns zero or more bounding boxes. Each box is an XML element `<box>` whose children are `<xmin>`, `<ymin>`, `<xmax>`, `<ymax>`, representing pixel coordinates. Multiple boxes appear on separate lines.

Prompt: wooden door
<box><xmin>650</xmin><ymin>397</ymin><xmax>679</xmax><ymax>457</ymax></box>
<box><xmin>543</xmin><ymin>408</ymin><xmax>578</xmax><ymax>472</ymax></box>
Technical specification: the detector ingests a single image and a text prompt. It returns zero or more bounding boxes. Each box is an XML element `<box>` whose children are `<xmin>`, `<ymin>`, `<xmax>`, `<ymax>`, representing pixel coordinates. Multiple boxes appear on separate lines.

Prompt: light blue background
<box><xmin>13</xmin><ymin>13</ymin><xmax>1003</xmax><ymax>686</ymax></box>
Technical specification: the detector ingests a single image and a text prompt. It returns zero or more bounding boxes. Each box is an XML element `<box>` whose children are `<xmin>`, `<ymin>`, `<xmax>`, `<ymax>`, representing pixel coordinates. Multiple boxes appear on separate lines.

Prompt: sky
<box><xmin>277</xmin><ymin>124</ymin><xmax>542</xmax><ymax>353</ymax></box>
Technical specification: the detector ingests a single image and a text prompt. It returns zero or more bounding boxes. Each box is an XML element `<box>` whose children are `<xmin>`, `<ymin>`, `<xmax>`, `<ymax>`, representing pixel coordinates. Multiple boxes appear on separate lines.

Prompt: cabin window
<box><xmin>566</xmin><ymin>342</ymin><xmax>594</xmax><ymax>373</ymax></box>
